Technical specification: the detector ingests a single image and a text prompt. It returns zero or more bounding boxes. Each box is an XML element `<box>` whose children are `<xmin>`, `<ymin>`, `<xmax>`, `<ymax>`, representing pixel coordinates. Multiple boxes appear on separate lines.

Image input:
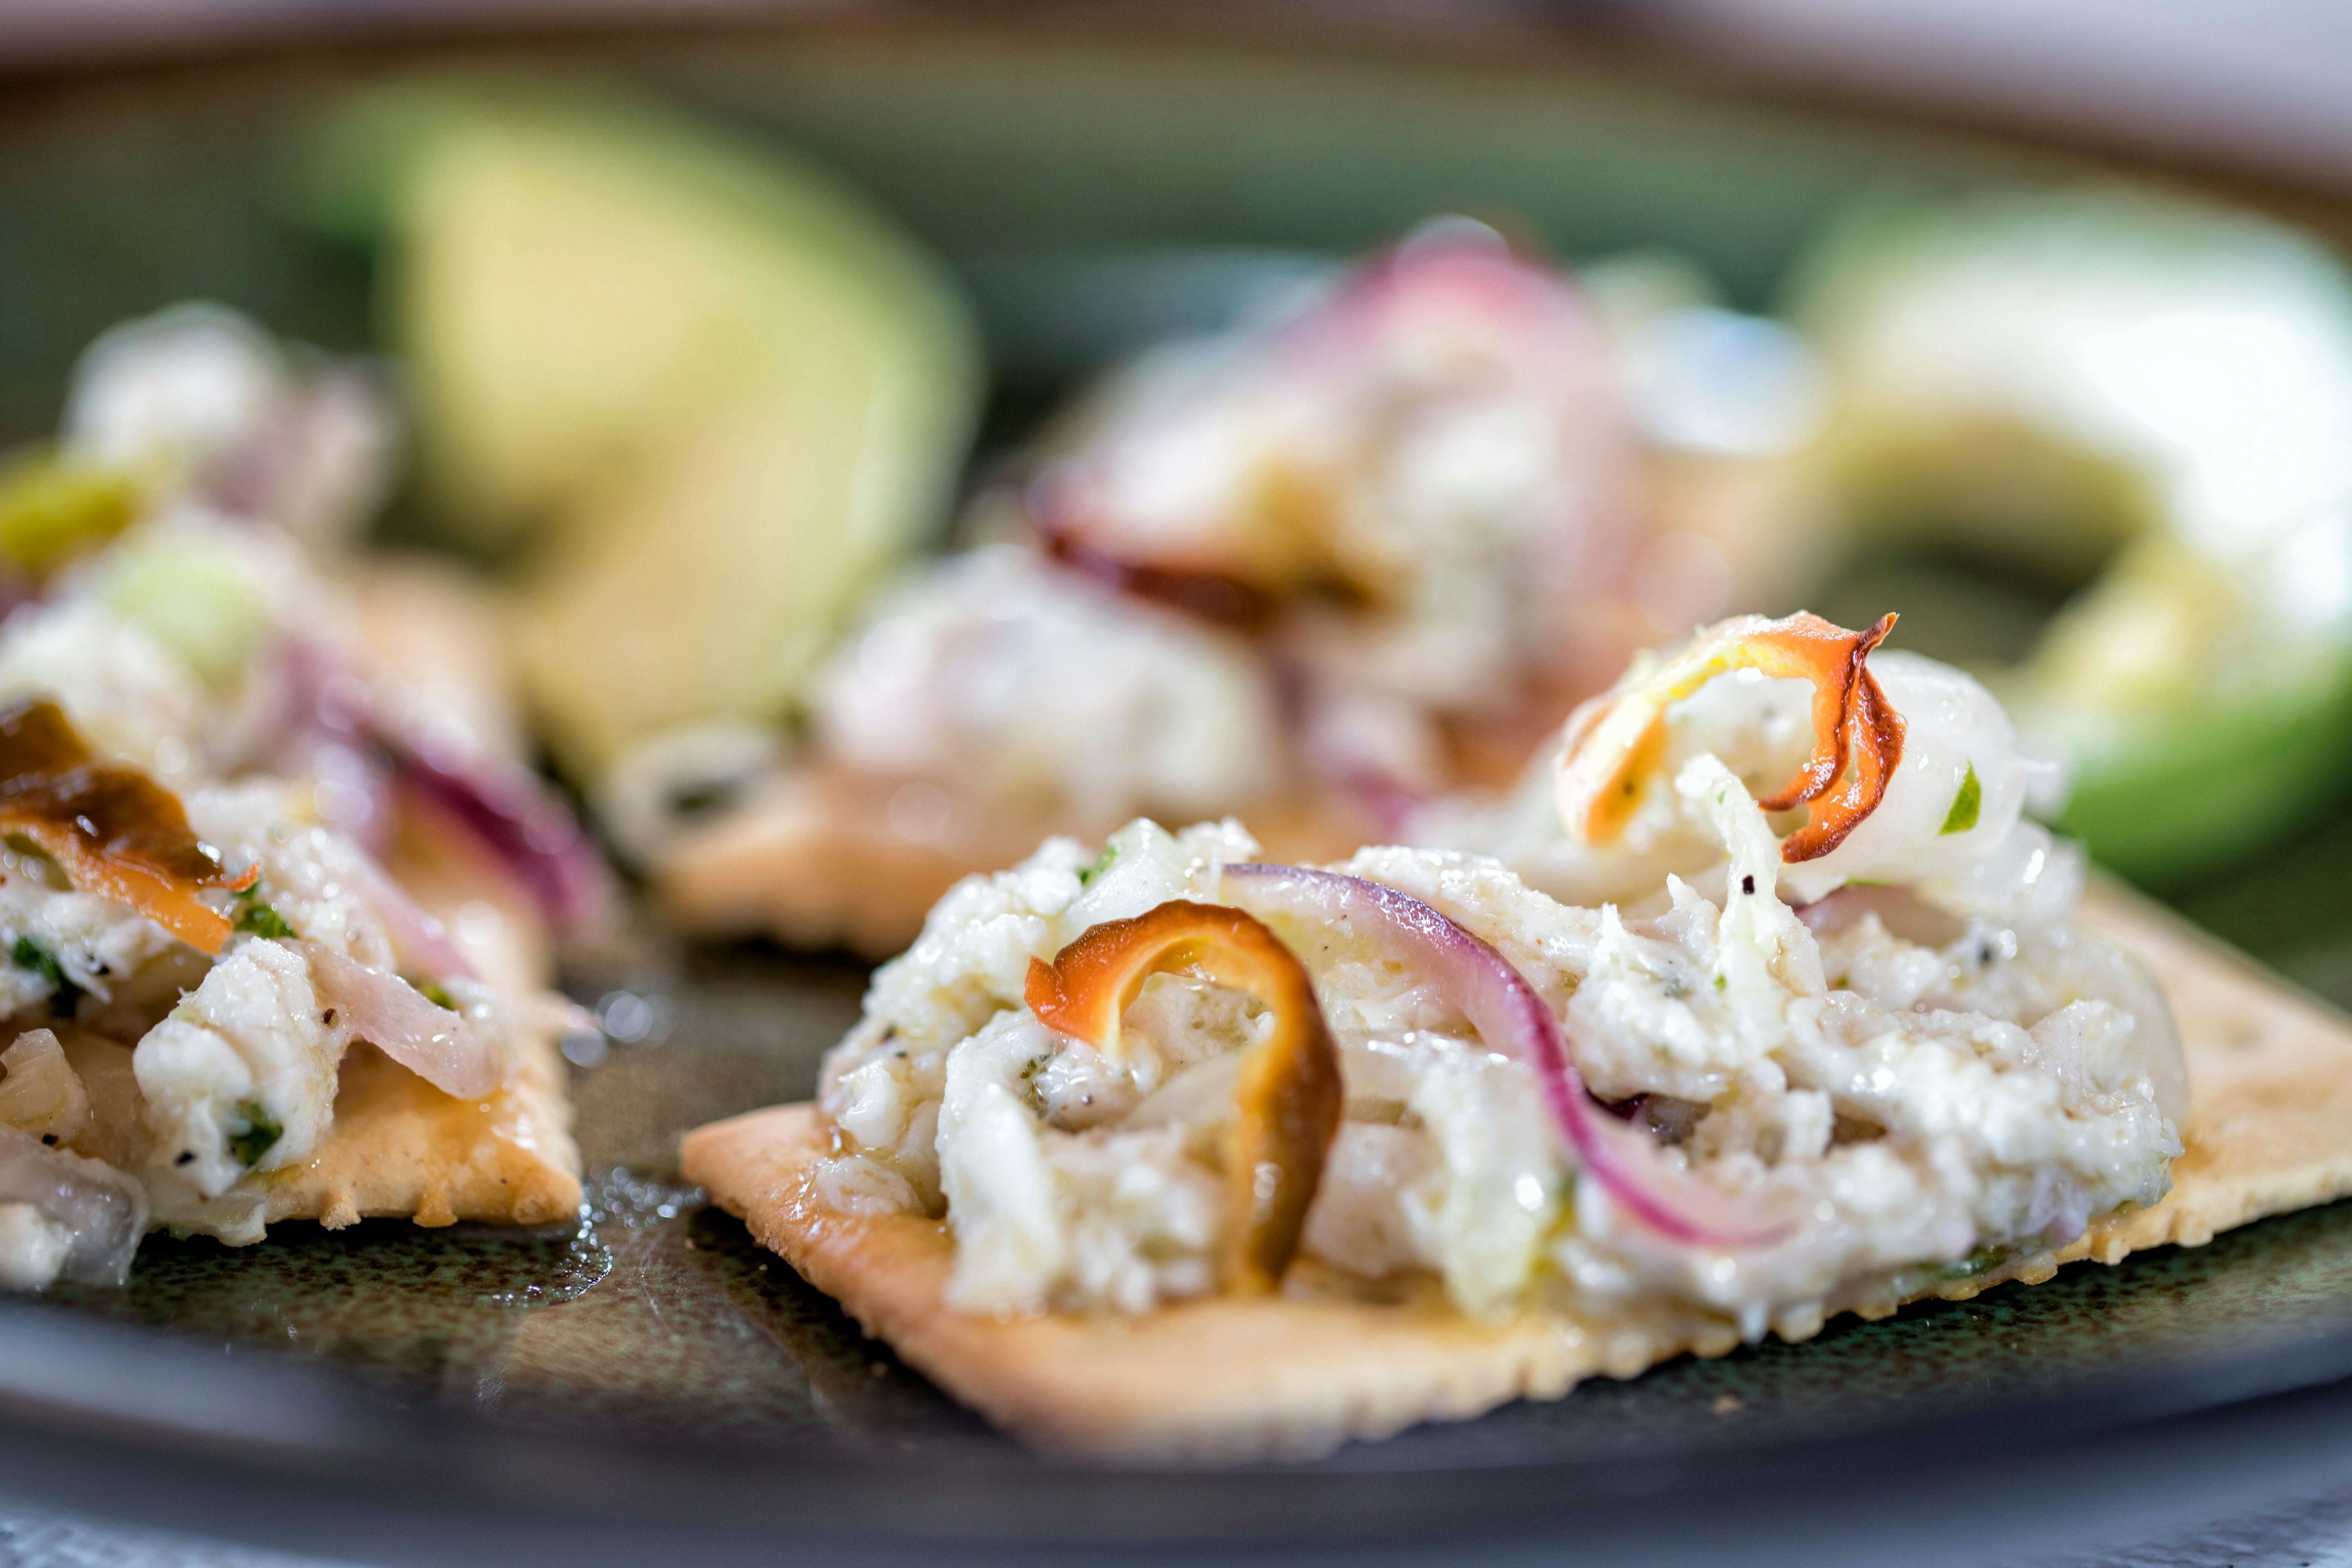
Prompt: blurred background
<box><xmin>15</xmin><ymin>0</ymin><xmax>2352</xmax><ymax>993</ymax></box>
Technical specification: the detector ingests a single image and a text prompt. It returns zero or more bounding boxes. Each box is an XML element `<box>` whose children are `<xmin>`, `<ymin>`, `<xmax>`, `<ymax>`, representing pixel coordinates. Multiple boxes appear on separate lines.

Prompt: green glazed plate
<box><xmin>3</xmin><ymin>20</ymin><xmax>2352</xmax><ymax>1564</ymax></box>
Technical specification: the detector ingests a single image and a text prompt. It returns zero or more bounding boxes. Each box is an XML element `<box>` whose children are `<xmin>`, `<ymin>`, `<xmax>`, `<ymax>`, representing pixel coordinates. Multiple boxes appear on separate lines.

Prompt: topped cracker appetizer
<box><xmin>627</xmin><ymin>224</ymin><xmax>1683</xmax><ymax>956</ymax></box>
<box><xmin>0</xmin><ymin>306</ymin><xmax>603</xmax><ymax>1290</ymax></box>
<box><xmin>686</xmin><ymin>611</ymin><xmax>2352</xmax><ymax>1460</ymax></box>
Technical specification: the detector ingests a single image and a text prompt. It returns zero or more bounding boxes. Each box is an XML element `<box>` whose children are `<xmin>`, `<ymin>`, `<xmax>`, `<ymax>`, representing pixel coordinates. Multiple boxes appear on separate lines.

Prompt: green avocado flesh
<box><xmin>322</xmin><ymin>83</ymin><xmax>982</xmax><ymax>774</ymax></box>
<box><xmin>1792</xmin><ymin>190</ymin><xmax>2352</xmax><ymax>884</ymax></box>
<box><xmin>2055</xmin><ymin>673</ymin><xmax>2352</xmax><ymax>885</ymax></box>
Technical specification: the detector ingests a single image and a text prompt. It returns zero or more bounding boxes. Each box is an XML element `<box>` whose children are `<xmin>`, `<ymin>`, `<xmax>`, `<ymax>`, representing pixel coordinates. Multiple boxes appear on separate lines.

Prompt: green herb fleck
<box><xmin>1076</xmin><ymin>844</ymin><xmax>1117</xmax><ymax>886</ymax></box>
<box><xmin>1939</xmin><ymin>764</ymin><xmax>1981</xmax><ymax>836</ymax></box>
<box><xmin>233</xmin><ymin>895</ymin><xmax>296</xmax><ymax>940</ymax></box>
<box><xmin>228</xmin><ymin>1101</ymin><xmax>282</xmax><ymax>1167</ymax></box>
<box><xmin>417</xmin><ymin>980</ymin><xmax>458</xmax><ymax>1011</ymax></box>
<box><xmin>10</xmin><ymin>936</ymin><xmax>78</xmax><ymax>1007</ymax></box>
<box><xmin>1713</xmin><ymin>974</ymin><xmax>1727</xmax><ymax>992</ymax></box>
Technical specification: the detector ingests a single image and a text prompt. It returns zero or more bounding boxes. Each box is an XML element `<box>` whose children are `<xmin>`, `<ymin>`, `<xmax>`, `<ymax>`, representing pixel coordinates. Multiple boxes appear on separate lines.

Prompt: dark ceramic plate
<box><xmin>6</xmin><ymin>19</ymin><xmax>2352</xmax><ymax>1564</ymax></box>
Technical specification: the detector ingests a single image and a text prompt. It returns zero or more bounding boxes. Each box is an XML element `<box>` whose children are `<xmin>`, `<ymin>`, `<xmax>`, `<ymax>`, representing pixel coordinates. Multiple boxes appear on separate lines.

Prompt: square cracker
<box><xmin>682</xmin><ymin>885</ymin><xmax>2352</xmax><ymax>1460</ymax></box>
<box><xmin>61</xmin><ymin>829</ymin><xmax>582</xmax><ymax>1236</ymax></box>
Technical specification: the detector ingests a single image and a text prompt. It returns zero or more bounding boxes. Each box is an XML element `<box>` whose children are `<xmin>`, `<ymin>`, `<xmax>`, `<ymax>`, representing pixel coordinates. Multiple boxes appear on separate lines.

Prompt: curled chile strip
<box><xmin>1558</xmin><ymin>611</ymin><xmax>1905</xmax><ymax>863</ymax></box>
<box><xmin>1225</xmin><ymin>864</ymin><xmax>1788</xmax><ymax>1250</ymax></box>
<box><xmin>0</xmin><ymin>698</ymin><xmax>253</xmax><ymax>952</ymax></box>
<box><xmin>1025</xmin><ymin>900</ymin><xmax>1344</xmax><ymax>1294</ymax></box>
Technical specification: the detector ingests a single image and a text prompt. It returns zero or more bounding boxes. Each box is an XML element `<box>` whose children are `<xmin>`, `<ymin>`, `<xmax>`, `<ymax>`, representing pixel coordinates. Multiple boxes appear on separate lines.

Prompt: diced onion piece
<box><xmin>1556</xmin><ymin>611</ymin><xmax>1905</xmax><ymax>863</ymax></box>
<box><xmin>1224</xmin><ymin>864</ymin><xmax>1787</xmax><ymax>1249</ymax></box>
<box><xmin>0</xmin><ymin>1124</ymin><xmax>145</xmax><ymax>1287</ymax></box>
<box><xmin>300</xmin><ymin>943</ymin><xmax>505</xmax><ymax>1101</ymax></box>
<box><xmin>1025</xmin><ymin>899</ymin><xmax>1344</xmax><ymax>1294</ymax></box>
<box><xmin>0</xmin><ymin>698</ymin><xmax>253</xmax><ymax>952</ymax></box>
<box><xmin>0</xmin><ymin>1030</ymin><xmax>89</xmax><ymax>1144</ymax></box>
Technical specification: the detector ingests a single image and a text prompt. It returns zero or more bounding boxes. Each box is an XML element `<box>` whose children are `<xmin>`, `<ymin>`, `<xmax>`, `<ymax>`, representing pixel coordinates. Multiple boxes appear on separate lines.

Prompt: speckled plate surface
<box><xmin>0</xmin><ymin>932</ymin><xmax>2349</xmax><ymax>1566</ymax></box>
<box><xmin>7</xmin><ymin>20</ymin><xmax>2352</xmax><ymax>1564</ymax></box>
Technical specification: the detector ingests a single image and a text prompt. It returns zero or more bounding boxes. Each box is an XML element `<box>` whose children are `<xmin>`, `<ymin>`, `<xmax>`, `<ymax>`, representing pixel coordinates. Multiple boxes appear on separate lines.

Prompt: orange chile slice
<box><xmin>1025</xmin><ymin>900</ymin><xmax>1344</xmax><ymax>1294</ymax></box>
<box><xmin>0</xmin><ymin>698</ymin><xmax>252</xmax><ymax>952</ymax></box>
<box><xmin>1556</xmin><ymin>611</ymin><xmax>1906</xmax><ymax>864</ymax></box>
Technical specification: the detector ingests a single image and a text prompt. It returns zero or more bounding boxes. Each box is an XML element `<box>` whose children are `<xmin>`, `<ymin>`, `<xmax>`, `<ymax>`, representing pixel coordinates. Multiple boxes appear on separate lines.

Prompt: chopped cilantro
<box><xmin>1076</xmin><ymin>844</ymin><xmax>1117</xmax><ymax>887</ymax></box>
<box><xmin>228</xmin><ymin>1101</ymin><xmax>282</xmax><ymax>1167</ymax></box>
<box><xmin>233</xmin><ymin>899</ymin><xmax>296</xmax><ymax>940</ymax></box>
<box><xmin>417</xmin><ymin>980</ymin><xmax>458</xmax><ymax>1011</ymax></box>
<box><xmin>1939</xmin><ymin>764</ymin><xmax>1981</xmax><ymax>836</ymax></box>
<box><xmin>230</xmin><ymin>880</ymin><xmax>297</xmax><ymax>940</ymax></box>
<box><xmin>10</xmin><ymin>936</ymin><xmax>77</xmax><ymax>1007</ymax></box>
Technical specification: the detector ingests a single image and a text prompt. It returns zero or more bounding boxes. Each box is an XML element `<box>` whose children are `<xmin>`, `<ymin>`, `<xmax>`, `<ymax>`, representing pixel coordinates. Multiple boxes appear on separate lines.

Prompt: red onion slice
<box><xmin>345</xmin><ymin>852</ymin><xmax>476</xmax><ymax>984</ymax></box>
<box><xmin>301</xmin><ymin>944</ymin><xmax>506</xmax><ymax>1101</ymax></box>
<box><xmin>388</xmin><ymin>743</ymin><xmax>610</xmax><ymax>935</ymax></box>
<box><xmin>1222</xmin><ymin>863</ymin><xmax>1787</xmax><ymax>1250</ymax></box>
<box><xmin>274</xmin><ymin>639</ymin><xmax>612</xmax><ymax>935</ymax></box>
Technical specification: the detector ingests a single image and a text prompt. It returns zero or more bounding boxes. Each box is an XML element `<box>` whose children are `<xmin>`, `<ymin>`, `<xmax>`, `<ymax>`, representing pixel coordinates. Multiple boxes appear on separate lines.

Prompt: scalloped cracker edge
<box><xmin>681</xmin><ymin>884</ymin><xmax>2352</xmax><ymax>1460</ymax></box>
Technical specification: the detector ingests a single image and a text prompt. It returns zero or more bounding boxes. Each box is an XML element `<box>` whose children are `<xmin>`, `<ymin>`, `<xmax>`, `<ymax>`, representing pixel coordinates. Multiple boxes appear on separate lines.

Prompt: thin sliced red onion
<box><xmin>388</xmin><ymin>743</ymin><xmax>609</xmax><ymax>935</ymax></box>
<box><xmin>301</xmin><ymin>943</ymin><xmax>505</xmax><ymax>1101</ymax></box>
<box><xmin>346</xmin><ymin>852</ymin><xmax>475</xmax><ymax>984</ymax></box>
<box><xmin>274</xmin><ymin>639</ymin><xmax>611</xmax><ymax>934</ymax></box>
<box><xmin>1222</xmin><ymin>864</ymin><xmax>1787</xmax><ymax>1250</ymax></box>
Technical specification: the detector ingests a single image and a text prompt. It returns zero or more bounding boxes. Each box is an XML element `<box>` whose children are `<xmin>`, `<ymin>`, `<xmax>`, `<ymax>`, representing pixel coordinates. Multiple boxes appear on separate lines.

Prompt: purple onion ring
<box><xmin>1223</xmin><ymin>862</ymin><xmax>1787</xmax><ymax>1249</ymax></box>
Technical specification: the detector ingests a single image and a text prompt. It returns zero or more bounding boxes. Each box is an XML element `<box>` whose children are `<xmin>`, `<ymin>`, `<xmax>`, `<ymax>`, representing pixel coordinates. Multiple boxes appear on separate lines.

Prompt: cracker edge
<box><xmin>259</xmin><ymin>805</ymin><xmax>584</xmax><ymax>1233</ymax></box>
<box><xmin>682</xmin><ymin>884</ymin><xmax>2352</xmax><ymax>1460</ymax></box>
<box><xmin>684</xmin><ymin>1104</ymin><xmax>1605</xmax><ymax>1461</ymax></box>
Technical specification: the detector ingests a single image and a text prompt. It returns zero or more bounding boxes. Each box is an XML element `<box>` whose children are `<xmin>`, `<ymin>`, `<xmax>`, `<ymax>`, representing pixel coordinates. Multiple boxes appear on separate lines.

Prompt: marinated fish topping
<box><xmin>813</xmin><ymin>616</ymin><xmax>2182</xmax><ymax>1338</ymax></box>
<box><xmin>1025</xmin><ymin>900</ymin><xmax>1341</xmax><ymax>1292</ymax></box>
<box><xmin>0</xmin><ymin>306</ymin><xmax>595</xmax><ymax>1289</ymax></box>
<box><xmin>751</xmin><ymin>222</ymin><xmax>1638</xmax><ymax>859</ymax></box>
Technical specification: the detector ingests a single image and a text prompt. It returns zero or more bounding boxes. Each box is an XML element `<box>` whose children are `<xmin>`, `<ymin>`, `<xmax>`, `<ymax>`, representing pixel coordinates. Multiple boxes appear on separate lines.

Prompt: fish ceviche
<box><xmin>638</xmin><ymin>222</ymin><xmax>1642</xmax><ymax>938</ymax></box>
<box><xmin>809</xmin><ymin>611</ymin><xmax>2185</xmax><ymax>1344</ymax></box>
<box><xmin>0</xmin><ymin>306</ymin><xmax>603</xmax><ymax>1290</ymax></box>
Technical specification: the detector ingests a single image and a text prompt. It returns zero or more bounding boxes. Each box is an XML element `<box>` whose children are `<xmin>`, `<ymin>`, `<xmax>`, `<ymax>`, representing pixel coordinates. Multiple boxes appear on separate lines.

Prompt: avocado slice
<box><xmin>320</xmin><ymin>82</ymin><xmax>981</xmax><ymax>773</ymax></box>
<box><xmin>1790</xmin><ymin>189</ymin><xmax>2352</xmax><ymax>884</ymax></box>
